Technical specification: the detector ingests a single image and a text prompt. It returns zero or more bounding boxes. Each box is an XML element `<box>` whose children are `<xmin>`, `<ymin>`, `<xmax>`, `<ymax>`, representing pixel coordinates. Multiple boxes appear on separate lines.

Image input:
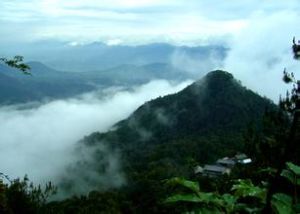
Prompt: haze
<box><xmin>1</xmin><ymin>0</ymin><xmax>300</xmax><ymax>192</ymax></box>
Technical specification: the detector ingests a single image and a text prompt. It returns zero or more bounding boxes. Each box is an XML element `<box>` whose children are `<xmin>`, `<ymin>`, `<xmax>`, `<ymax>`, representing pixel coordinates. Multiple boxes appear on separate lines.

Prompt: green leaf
<box><xmin>221</xmin><ymin>194</ymin><xmax>237</xmax><ymax>212</ymax></box>
<box><xmin>166</xmin><ymin>177</ymin><xmax>200</xmax><ymax>193</ymax></box>
<box><xmin>165</xmin><ymin>192</ymin><xmax>222</xmax><ymax>207</ymax></box>
<box><xmin>221</xmin><ymin>193</ymin><xmax>237</xmax><ymax>205</ymax></box>
<box><xmin>196</xmin><ymin>192</ymin><xmax>223</xmax><ymax>205</ymax></box>
<box><xmin>271</xmin><ymin>193</ymin><xmax>294</xmax><ymax>214</ymax></box>
<box><xmin>286</xmin><ymin>162</ymin><xmax>300</xmax><ymax>176</ymax></box>
<box><xmin>281</xmin><ymin>169</ymin><xmax>298</xmax><ymax>185</ymax></box>
<box><xmin>231</xmin><ymin>179</ymin><xmax>266</xmax><ymax>202</ymax></box>
<box><xmin>258</xmin><ymin>167</ymin><xmax>277</xmax><ymax>176</ymax></box>
<box><xmin>165</xmin><ymin>194</ymin><xmax>203</xmax><ymax>203</ymax></box>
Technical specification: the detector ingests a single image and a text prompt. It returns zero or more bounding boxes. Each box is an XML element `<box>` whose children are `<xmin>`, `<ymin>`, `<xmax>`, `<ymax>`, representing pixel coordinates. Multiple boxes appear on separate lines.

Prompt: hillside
<box><xmin>5</xmin><ymin>41</ymin><xmax>227</xmax><ymax>72</ymax></box>
<box><xmin>0</xmin><ymin>68</ymin><xmax>278</xmax><ymax>213</ymax></box>
<box><xmin>0</xmin><ymin>62</ymin><xmax>190</xmax><ymax>104</ymax></box>
<box><xmin>83</xmin><ymin>70</ymin><xmax>275</xmax><ymax>169</ymax></box>
<box><xmin>0</xmin><ymin>72</ymin><xmax>38</xmax><ymax>104</ymax></box>
<box><xmin>0</xmin><ymin>63</ymin><xmax>94</xmax><ymax>104</ymax></box>
<box><xmin>55</xmin><ymin>70</ymin><xmax>277</xmax><ymax>212</ymax></box>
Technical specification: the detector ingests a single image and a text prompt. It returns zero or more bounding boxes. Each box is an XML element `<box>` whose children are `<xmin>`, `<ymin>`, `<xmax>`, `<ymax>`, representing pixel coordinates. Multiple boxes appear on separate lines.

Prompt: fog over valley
<box><xmin>0</xmin><ymin>80</ymin><xmax>191</xmax><ymax>186</ymax></box>
<box><xmin>1</xmin><ymin>1</ymin><xmax>300</xmax><ymax>213</ymax></box>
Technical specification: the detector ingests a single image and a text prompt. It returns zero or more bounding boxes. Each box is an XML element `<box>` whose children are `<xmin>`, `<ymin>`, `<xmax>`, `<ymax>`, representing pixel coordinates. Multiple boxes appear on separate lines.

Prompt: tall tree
<box><xmin>264</xmin><ymin>38</ymin><xmax>300</xmax><ymax>213</ymax></box>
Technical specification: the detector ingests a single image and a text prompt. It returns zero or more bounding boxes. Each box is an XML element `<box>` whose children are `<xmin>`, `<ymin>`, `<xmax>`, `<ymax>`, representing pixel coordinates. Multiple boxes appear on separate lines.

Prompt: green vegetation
<box><xmin>165</xmin><ymin>162</ymin><xmax>300</xmax><ymax>213</ymax></box>
<box><xmin>164</xmin><ymin>39</ymin><xmax>300</xmax><ymax>213</ymax></box>
<box><xmin>0</xmin><ymin>176</ymin><xmax>56</xmax><ymax>214</ymax></box>
<box><xmin>1</xmin><ymin>69</ymin><xmax>280</xmax><ymax>213</ymax></box>
<box><xmin>0</xmin><ymin>56</ymin><xmax>31</xmax><ymax>75</ymax></box>
<box><xmin>52</xmin><ymin>70</ymin><xmax>278</xmax><ymax>213</ymax></box>
<box><xmin>0</xmin><ymin>40</ymin><xmax>299</xmax><ymax>213</ymax></box>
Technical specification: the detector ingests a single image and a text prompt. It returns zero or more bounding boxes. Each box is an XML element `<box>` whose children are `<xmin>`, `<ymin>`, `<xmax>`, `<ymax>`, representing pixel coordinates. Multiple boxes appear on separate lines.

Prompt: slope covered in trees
<box><xmin>48</xmin><ymin>70</ymin><xmax>278</xmax><ymax>213</ymax></box>
<box><xmin>84</xmin><ymin>70</ymin><xmax>275</xmax><ymax>172</ymax></box>
<box><xmin>0</xmin><ymin>70</ymin><xmax>285</xmax><ymax>213</ymax></box>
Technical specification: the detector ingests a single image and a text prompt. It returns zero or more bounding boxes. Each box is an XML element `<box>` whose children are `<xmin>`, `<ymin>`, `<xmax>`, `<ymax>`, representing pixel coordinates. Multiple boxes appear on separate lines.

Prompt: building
<box><xmin>235</xmin><ymin>153</ymin><xmax>252</xmax><ymax>164</ymax></box>
<box><xmin>216</xmin><ymin>157</ymin><xmax>236</xmax><ymax>168</ymax></box>
<box><xmin>194</xmin><ymin>153</ymin><xmax>252</xmax><ymax>178</ymax></box>
<box><xmin>201</xmin><ymin>164</ymin><xmax>231</xmax><ymax>178</ymax></box>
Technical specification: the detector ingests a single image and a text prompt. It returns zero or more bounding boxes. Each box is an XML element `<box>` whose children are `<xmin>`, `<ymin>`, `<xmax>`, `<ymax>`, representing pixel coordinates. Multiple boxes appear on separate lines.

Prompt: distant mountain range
<box><xmin>0</xmin><ymin>42</ymin><xmax>227</xmax><ymax>104</ymax></box>
<box><xmin>3</xmin><ymin>41</ymin><xmax>227</xmax><ymax>72</ymax></box>
<box><xmin>0</xmin><ymin>61</ymin><xmax>191</xmax><ymax>104</ymax></box>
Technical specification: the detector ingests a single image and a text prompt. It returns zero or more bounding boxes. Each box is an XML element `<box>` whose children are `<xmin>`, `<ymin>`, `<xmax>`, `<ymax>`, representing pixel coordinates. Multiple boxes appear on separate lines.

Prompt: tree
<box><xmin>260</xmin><ymin>38</ymin><xmax>300</xmax><ymax>213</ymax></box>
<box><xmin>0</xmin><ymin>56</ymin><xmax>31</xmax><ymax>74</ymax></box>
<box><xmin>164</xmin><ymin>38</ymin><xmax>300</xmax><ymax>214</ymax></box>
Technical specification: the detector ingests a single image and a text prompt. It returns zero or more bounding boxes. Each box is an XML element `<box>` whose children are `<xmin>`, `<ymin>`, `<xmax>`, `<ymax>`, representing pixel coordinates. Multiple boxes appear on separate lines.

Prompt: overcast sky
<box><xmin>1</xmin><ymin>0</ymin><xmax>300</xmax><ymax>100</ymax></box>
<box><xmin>1</xmin><ymin>0</ymin><xmax>300</xmax><ymax>45</ymax></box>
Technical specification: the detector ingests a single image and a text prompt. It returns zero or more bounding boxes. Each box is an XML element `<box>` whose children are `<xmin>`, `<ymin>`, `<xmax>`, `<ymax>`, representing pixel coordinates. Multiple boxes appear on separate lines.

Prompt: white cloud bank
<box><xmin>223</xmin><ymin>11</ymin><xmax>300</xmax><ymax>101</ymax></box>
<box><xmin>0</xmin><ymin>79</ymin><xmax>192</xmax><ymax>187</ymax></box>
<box><xmin>2</xmin><ymin>0</ymin><xmax>300</xmax><ymax>47</ymax></box>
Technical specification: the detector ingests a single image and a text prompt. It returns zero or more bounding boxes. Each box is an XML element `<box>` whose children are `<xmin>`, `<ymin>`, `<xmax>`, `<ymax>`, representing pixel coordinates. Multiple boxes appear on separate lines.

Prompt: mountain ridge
<box><xmin>77</xmin><ymin>70</ymin><xmax>275</xmax><ymax>183</ymax></box>
<box><xmin>0</xmin><ymin>61</ymin><xmax>192</xmax><ymax>104</ymax></box>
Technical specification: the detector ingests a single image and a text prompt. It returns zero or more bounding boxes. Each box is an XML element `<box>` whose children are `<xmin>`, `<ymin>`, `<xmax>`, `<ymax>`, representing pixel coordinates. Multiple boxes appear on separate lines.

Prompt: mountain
<box><xmin>3</xmin><ymin>41</ymin><xmax>227</xmax><ymax>72</ymax></box>
<box><xmin>63</xmin><ymin>70</ymin><xmax>275</xmax><ymax>191</ymax></box>
<box><xmin>83</xmin><ymin>70</ymin><xmax>274</xmax><ymax>165</ymax></box>
<box><xmin>0</xmin><ymin>63</ymin><xmax>94</xmax><ymax>104</ymax></box>
<box><xmin>84</xmin><ymin>63</ymin><xmax>189</xmax><ymax>85</ymax></box>
<box><xmin>54</xmin><ymin>70</ymin><xmax>278</xmax><ymax>213</ymax></box>
<box><xmin>0</xmin><ymin>62</ymin><xmax>192</xmax><ymax>104</ymax></box>
<box><xmin>0</xmin><ymin>71</ymin><xmax>39</xmax><ymax>104</ymax></box>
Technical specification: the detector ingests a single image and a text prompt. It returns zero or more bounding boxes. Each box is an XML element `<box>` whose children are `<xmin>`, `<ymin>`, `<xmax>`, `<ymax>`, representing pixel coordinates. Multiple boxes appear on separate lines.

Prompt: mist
<box><xmin>170</xmin><ymin>48</ymin><xmax>224</xmax><ymax>78</ymax></box>
<box><xmin>0</xmin><ymin>79</ymin><xmax>192</xmax><ymax>188</ymax></box>
<box><xmin>223</xmin><ymin>11</ymin><xmax>300</xmax><ymax>101</ymax></box>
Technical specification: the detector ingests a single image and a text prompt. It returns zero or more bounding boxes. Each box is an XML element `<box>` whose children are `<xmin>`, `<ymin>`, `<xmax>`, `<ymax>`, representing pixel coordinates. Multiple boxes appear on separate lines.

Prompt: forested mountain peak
<box><xmin>121</xmin><ymin>69</ymin><xmax>273</xmax><ymax>138</ymax></box>
<box><xmin>79</xmin><ymin>70</ymin><xmax>275</xmax><ymax>181</ymax></box>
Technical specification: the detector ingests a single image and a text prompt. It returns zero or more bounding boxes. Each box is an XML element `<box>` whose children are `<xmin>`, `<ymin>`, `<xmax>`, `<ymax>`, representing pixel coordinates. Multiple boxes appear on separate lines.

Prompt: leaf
<box><xmin>165</xmin><ymin>194</ymin><xmax>203</xmax><ymax>203</ymax></box>
<box><xmin>221</xmin><ymin>193</ymin><xmax>237</xmax><ymax>212</ymax></box>
<box><xmin>166</xmin><ymin>177</ymin><xmax>200</xmax><ymax>193</ymax></box>
<box><xmin>281</xmin><ymin>169</ymin><xmax>299</xmax><ymax>185</ymax></box>
<box><xmin>165</xmin><ymin>192</ymin><xmax>222</xmax><ymax>207</ymax></box>
<box><xmin>271</xmin><ymin>193</ymin><xmax>294</xmax><ymax>214</ymax></box>
<box><xmin>221</xmin><ymin>193</ymin><xmax>237</xmax><ymax>205</ymax></box>
<box><xmin>231</xmin><ymin>179</ymin><xmax>266</xmax><ymax>202</ymax></box>
<box><xmin>286</xmin><ymin>162</ymin><xmax>300</xmax><ymax>176</ymax></box>
<box><xmin>258</xmin><ymin>167</ymin><xmax>277</xmax><ymax>176</ymax></box>
<box><xmin>283</xmin><ymin>75</ymin><xmax>293</xmax><ymax>83</ymax></box>
<box><xmin>196</xmin><ymin>192</ymin><xmax>223</xmax><ymax>205</ymax></box>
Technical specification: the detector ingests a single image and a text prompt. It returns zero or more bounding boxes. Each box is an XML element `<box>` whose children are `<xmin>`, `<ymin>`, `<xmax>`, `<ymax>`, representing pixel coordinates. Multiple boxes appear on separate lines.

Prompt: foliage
<box><xmin>281</xmin><ymin>162</ymin><xmax>300</xmax><ymax>186</ymax></box>
<box><xmin>165</xmin><ymin>161</ymin><xmax>300</xmax><ymax>214</ymax></box>
<box><xmin>0</xmin><ymin>63</ymin><xmax>293</xmax><ymax>213</ymax></box>
<box><xmin>271</xmin><ymin>193</ymin><xmax>294</xmax><ymax>214</ymax></box>
<box><xmin>55</xmin><ymin>70</ymin><xmax>278</xmax><ymax>213</ymax></box>
<box><xmin>0</xmin><ymin>176</ymin><xmax>56</xmax><ymax>214</ymax></box>
<box><xmin>0</xmin><ymin>56</ymin><xmax>31</xmax><ymax>74</ymax></box>
<box><xmin>270</xmin><ymin>162</ymin><xmax>300</xmax><ymax>214</ymax></box>
<box><xmin>165</xmin><ymin>177</ymin><xmax>268</xmax><ymax>213</ymax></box>
<box><xmin>279</xmin><ymin>39</ymin><xmax>300</xmax><ymax>114</ymax></box>
<box><xmin>231</xmin><ymin>179</ymin><xmax>266</xmax><ymax>203</ymax></box>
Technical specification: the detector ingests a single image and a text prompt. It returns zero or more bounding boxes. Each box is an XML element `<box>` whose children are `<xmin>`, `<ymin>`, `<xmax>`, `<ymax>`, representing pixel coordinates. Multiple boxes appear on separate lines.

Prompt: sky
<box><xmin>1</xmin><ymin>0</ymin><xmax>300</xmax><ymax>45</ymax></box>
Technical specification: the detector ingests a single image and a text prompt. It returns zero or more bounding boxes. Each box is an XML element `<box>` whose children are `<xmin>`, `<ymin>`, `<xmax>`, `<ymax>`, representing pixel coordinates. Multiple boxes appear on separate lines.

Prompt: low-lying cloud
<box><xmin>0</xmin><ymin>79</ymin><xmax>192</xmax><ymax>189</ymax></box>
<box><xmin>171</xmin><ymin>48</ymin><xmax>224</xmax><ymax>78</ymax></box>
<box><xmin>223</xmin><ymin>11</ymin><xmax>300</xmax><ymax>101</ymax></box>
